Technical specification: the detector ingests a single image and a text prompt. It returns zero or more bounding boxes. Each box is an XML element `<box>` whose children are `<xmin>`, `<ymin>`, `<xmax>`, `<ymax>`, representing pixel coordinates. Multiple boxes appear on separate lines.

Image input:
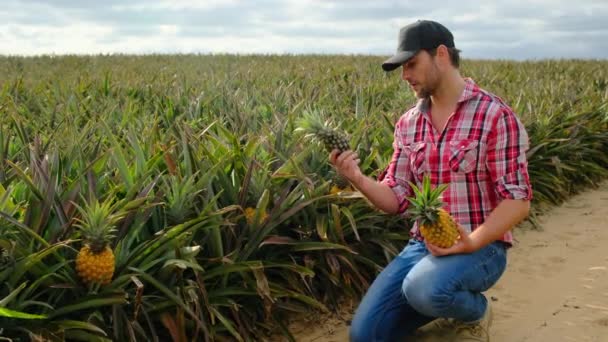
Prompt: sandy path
<box><xmin>290</xmin><ymin>181</ymin><xmax>608</xmax><ymax>342</ymax></box>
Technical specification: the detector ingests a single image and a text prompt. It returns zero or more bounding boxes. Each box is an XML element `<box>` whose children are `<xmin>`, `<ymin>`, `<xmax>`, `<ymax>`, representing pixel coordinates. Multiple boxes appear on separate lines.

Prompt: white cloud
<box><xmin>0</xmin><ymin>22</ymin><xmax>114</xmax><ymax>55</ymax></box>
<box><xmin>112</xmin><ymin>0</ymin><xmax>239</xmax><ymax>12</ymax></box>
<box><xmin>1</xmin><ymin>0</ymin><xmax>607</xmax><ymax>59</ymax></box>
<box><xmin>159</xmin><ymin>25</ymin><xmax>180</xmax><ymax>36</ymax></box>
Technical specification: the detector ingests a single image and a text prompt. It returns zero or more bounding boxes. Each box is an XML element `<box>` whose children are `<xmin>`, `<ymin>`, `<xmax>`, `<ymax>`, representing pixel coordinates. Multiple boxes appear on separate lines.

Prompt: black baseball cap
<box><xmin>382</xmin><ymin>20</ymin><xmax>455</xmax><ymax>72</ymax></box>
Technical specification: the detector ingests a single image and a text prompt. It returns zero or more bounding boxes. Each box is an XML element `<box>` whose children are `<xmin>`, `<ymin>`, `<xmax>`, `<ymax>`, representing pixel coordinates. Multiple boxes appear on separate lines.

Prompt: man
<box><xmin>330</xmin><ymin>20</ymin><xmax>532</xmax><ymax>341</ymax></box>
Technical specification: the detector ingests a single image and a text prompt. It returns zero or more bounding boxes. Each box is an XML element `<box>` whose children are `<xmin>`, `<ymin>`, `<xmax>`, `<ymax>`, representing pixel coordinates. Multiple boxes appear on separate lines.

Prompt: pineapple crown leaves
<box><xmin>73</xmin><ymin>197</ymin><xmax>133</xmax><ymax>248</ymax></box>
<box><xmin>406</xmin><ymin>175</ymin><xmax>448</xmax><ymax>226</ymax></box>
<box><xmin>294</xmin><ymin>110</ymin><xmax>347</xmax><ymax>139</ymax></box>
<box><xmin>162</xmin><ymin>174</ymin><xmax>203</xmax><ymax>222</ymax></box>
<box><xmin>294</xmin><ymin>110</ymin><xmax>330</xmax><ymax>133</ymax></box>
<box><xmin>294</xmin><ymin>110</ymin><xmax>351</xmax><ymax>153</ymax></box>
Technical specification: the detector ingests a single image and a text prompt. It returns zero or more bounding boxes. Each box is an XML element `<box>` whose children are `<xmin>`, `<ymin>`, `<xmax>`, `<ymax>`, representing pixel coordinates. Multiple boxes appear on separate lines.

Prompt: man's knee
<box><xmin>402</xmin><ymin>274</ymin><xmax>453</xmax><ymax>317</ymax></box>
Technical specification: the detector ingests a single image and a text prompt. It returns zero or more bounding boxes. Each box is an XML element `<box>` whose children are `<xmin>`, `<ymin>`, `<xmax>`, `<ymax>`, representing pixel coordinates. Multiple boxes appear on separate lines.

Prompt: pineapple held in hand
<box><xmin>75</xmin><ymin>200</ymin><xmax>124</xmax><ymax>285</ymax></box>
<box><xmin>407</xmin><ymin>176</ymin><xmax>460</xmax><ymax>248</ymax></box>
<box><xmin>295</xmin><ymin>110</ymin><xmax>350</xmax><ymax>154</ymax></box>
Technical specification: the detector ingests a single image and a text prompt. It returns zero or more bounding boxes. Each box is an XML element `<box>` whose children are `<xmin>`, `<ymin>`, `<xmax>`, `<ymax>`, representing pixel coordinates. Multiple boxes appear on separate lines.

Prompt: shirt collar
<box><xmin>415</xmin><ymin>77</ymin><xmax>479</xmax><ymax>114</ymax></box>
<box><xmin>458</xmin><ymin>77</ymin><xmax>479</xmax><ymax>103</ymax></box>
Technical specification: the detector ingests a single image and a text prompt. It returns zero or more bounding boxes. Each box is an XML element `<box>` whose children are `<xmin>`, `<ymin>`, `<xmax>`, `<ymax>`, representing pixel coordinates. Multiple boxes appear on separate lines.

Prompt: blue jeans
<box><xmin>350</xmin><ymin>239</ymin><xmax>507</xmax><ymax>342</ymax></box>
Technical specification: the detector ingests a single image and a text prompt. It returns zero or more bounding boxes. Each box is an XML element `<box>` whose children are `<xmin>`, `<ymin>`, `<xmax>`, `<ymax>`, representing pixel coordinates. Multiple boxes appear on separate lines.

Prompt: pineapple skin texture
<box><xmin>76</xmin><ymin>245</ymin><xmax>115</xmax><ymax>285</ymax></box>
<box><xmin>419</xmin><ymin>209</ymin><xmax>460</xmax><ymax>248</ymax></box>
<box><xmin>319</xmin><ymin>131</ymin><xmax>350</xmax><ymax>153</ymax></box>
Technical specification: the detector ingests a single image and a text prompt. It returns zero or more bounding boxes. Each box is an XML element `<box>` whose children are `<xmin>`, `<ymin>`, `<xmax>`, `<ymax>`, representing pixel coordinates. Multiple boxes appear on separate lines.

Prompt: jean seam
<box><xmin>476</xmin><ymin>243</ymin><xmax>500</xmax><ymax>269</ymax></box>
<box><xmin>477</xmin><ymin>245</ymin><xmax>506</xmax><ymax>289</ymax></box>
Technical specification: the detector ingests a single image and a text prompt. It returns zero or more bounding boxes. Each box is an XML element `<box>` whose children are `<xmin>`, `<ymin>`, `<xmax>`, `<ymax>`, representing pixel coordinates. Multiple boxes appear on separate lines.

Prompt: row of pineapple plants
<box><xmin>0</xmin><ymin>110</ymin><xmax>403</xmax><ymax>341</ymax></box>
<box><xmin>0</xmin><ymin>55</ymin><xmax>606</xmax><ymax>341</ymax></box>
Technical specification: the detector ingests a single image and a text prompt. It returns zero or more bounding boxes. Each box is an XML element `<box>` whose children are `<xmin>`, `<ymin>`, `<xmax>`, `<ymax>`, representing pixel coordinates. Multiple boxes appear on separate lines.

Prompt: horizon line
<box><xmin>0</xmin><ymin>52</ymin><xmax>606</xmax><ymax>62</ymax></box>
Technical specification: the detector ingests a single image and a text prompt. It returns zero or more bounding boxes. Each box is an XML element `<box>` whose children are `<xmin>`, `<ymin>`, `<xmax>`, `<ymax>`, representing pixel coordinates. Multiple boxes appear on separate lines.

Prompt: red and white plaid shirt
<box><xmin>379</xmin><ymin>78</ymin><xmax>532</xmax><ymax>245</ymax></box>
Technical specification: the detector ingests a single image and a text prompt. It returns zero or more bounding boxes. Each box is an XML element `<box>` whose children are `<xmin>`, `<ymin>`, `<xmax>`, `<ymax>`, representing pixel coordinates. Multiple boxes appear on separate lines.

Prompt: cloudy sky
<box><xmin>2</xmin><ymin>0</ymin><xmax>607</xmax><ymax>59</ymax></box>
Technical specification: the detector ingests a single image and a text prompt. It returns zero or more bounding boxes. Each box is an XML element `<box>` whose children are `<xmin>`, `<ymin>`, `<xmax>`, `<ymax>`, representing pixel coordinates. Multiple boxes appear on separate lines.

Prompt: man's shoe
<box><xmin>413</xmin><ymin>317</ymin><xmax>457</xmax><ymax>341</ymax></box>
<box><xmin>453</xmin><ymin>303</ymin><xmax>493</xmax><ymax>341</ymax></box>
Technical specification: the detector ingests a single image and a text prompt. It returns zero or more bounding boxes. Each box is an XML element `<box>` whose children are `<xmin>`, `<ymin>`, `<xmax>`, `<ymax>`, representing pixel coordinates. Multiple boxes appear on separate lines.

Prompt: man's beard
<box><xmin>415</xmin><ymin>63</ymin><xmax>440</xmax><ymax>99</ymax></box>
<box><xmin>416</xmin><ymin>86</ymin><xmax>433</xmax><ymax>99</ymax></box>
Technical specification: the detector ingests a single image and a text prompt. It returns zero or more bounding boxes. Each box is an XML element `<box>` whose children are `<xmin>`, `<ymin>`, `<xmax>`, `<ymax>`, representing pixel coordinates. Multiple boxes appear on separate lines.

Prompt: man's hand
<box><xmin>328</xmin><ymin>149</ymin><xmax>401</xmax><ymax>214</ymax></box>
<box><xmin>425</xmin><ymin>225</ymin><xmax>481</xmax><ymax>256</ymax></box>
<box><xmin>329</xmin><ymin>149</ymin><xmax>363</xmax><ymax>184</ymax></box>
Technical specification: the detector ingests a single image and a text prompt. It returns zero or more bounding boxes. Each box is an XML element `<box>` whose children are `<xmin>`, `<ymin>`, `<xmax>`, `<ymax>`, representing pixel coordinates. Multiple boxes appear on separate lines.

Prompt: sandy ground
<box><xmin>288</xmin><ymin>181</ymin><xmax>608</xmax><ymax>342</ymax></box>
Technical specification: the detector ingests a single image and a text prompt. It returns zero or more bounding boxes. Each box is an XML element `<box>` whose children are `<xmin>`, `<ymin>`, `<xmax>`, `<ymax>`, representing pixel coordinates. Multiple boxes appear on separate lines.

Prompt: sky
<box><xmin>1</xmin><ymin>0</ymin><xmax>607</xmax><ymax>60</ymax></box>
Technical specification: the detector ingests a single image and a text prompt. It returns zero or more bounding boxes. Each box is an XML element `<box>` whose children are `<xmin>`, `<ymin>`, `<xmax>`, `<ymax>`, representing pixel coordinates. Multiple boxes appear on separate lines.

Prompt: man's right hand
<box><xmin>329</xmin><ymin>149</ymin><xmax>400</xmax><ymax>214</ymax></box>
<box><xmin>329</xmin><ymin>149</ymin><xmax>363</xmax><ymax>185</ymax></box>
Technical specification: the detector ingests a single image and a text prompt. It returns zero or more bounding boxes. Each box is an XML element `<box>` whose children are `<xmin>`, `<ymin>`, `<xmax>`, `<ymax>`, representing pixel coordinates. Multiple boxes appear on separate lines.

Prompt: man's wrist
<box><xmin>350</xmin><ymin>172</ymin><xmax>366</xmax><ymax>189</ymax></box>
<box><xmin>469</xmin><ymin>237</ymin><xmax>484</xmax><ymax>253</ymax></box>
<box><xmin>468</xmin><ymin>227</ymin><xmax>492</xmax><ymax>252</ymax></box>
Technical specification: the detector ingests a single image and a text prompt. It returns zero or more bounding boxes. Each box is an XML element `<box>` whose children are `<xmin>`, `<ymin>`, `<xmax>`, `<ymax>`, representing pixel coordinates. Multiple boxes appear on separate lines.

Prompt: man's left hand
<box><xmin>425</xmin><ymin>225</ymin><xmax>480</xmax><ymax>256</ymax></box>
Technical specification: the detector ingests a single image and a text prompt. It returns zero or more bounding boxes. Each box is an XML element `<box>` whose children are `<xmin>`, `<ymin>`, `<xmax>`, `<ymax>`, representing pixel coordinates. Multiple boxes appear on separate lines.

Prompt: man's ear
<box><xmin>436</xmin><ymin>44</ymin><xmax>451</xmax><ymax>67</ymax></box>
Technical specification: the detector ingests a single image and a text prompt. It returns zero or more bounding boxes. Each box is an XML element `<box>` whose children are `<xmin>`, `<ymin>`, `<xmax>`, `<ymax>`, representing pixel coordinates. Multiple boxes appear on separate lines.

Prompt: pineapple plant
<box><xmin>75</xmin><ymin>199</ymin><xmax>125</xmax><ymax>285</ymax></box>
<box><xmin>407</xmin><ymin>175</ymin><xmax>460</xmax><ymax>248</ymax></box>
<box><xmin>295</xmin><ymin>110</ymin><xmax>351</xmax><ymax>154</ymax></box>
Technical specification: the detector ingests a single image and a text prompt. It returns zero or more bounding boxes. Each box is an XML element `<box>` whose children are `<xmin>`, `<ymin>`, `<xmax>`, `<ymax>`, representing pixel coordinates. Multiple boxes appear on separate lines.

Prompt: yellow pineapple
<box><xmin>329</xmin><ymin>173</ymin><xmax>352</xmax><ymax>195</ymax></box>
<box><xmin>407</xmin><ymin>175</ymin><xmax>460</xmax><ymax>248</ymax></box>
<box><xmin>75</xmin><ymin>199</ymin><xmax>123</xmax><ymax>285</ymax></box>
<box><xmin>244</xmin><ymin>207</ymin><xmax>269</xmax><ymax>225</ymax></box>
<box><xmin>295</xmin><ymin>110</ymin><xmax>350</xmax><ymax>154</ymax></box>
<box><xmin>76</xmin><ymin>245</ymin><xmax>115</xmax><ymax>285</ymax></box>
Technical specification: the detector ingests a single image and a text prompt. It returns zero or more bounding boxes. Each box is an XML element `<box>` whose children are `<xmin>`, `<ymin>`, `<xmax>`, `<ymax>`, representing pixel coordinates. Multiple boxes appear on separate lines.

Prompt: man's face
<box><xmin>400</xmin><ymin>50</ymin><xmax>441</xmax><ymax>99</ymax></box>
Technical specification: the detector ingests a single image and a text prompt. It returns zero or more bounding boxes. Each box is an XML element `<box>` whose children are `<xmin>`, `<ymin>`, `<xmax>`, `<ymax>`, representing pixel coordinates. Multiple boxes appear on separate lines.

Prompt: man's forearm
<box><xmin>351</xmin><ymin>173</ymin><xmax>400</xmax><ymax>214</ymax></box>
<box><xmin>469</xmin><ymin>199</ymin><xmax>530</xmax><ymax>249</ymax></box>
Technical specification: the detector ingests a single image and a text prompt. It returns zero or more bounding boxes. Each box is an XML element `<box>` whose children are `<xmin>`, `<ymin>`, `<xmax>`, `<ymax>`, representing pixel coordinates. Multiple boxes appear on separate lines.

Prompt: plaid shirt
<box><xmin>379</xmin><ymin>78</ymin><xmax>532</xmax><ymax>245</ymax></box>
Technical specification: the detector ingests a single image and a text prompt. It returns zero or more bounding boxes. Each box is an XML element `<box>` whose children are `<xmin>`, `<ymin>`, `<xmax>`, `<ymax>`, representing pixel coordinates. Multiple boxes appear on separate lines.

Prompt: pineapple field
<box><xmin>0</xmin><ymin>54</ymin><xmax>606</xmax><ymax>341</ymax></box>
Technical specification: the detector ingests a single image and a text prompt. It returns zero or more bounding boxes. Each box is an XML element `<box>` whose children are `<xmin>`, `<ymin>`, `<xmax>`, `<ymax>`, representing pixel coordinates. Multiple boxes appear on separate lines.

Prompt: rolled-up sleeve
<box><xmin>378</xmin><ymin>120</ymin><xmax>414</xmax><ymax>213</ymax></box>
<box><xmin>487</xmin><ymin>109</ymin><xmax>533</xmax><ymax>201</ymax></box>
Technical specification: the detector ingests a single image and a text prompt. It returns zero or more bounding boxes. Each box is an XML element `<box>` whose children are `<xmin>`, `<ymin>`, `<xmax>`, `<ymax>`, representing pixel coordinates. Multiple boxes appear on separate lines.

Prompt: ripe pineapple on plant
<box><xmin>295</xmin><ymin>110</ymin><xmax>351</xmax><ymax>154</ymax></box>
<box><xmin>0</xmin><ymin>245</ymin><xmax>11</xmax><ymax>267</ymax></box>
<box><xmin>407</xmin><ymin>175</ymin><xmax>460</xmax><ymax>248</ymax></box>
<box><xmin>75</xmin><ymin>200</ymin><xmax>124</xmax><ymax>285</ymax></box>
<box><xmin>244</xmin><ymin>207</ymin><xmax>269</xmax><ymax>225</ymax></box>
<box><xmin>0</xmin><ymin>230</ymin><xmax>15</xmax><ymax>267</ymax></box>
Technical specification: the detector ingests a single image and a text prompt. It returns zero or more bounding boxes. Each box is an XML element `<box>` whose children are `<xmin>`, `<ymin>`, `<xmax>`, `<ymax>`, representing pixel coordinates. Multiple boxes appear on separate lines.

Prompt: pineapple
<box><xmin>329</xmin><ymin>173</ymin><xmax>352</xmax><ymax>195</ymax></box>
<box><xmin>0</xmin><ymin>231</ymin><xmax>15</xmax><ymax>267</ymax></box>
<box><xmin>244</xmin><ymin>207</ymin><xmax>269</xmax><ymax>225</ymax></box>
<box><xmin>76</xmin><ymin>245</ymin><xmax>115</xmax><ymax>285</ymax></box>
<box><xmin>295</xmin><ymin>110</ymin><xmax>350</xmax><ymax>154</ymax></box>
<box><xmin>406</xmin><ymin>175</ymin><xmax>460</xmax><ymax>248</ymax></box>
<box><xmin>332</xmin><ymin>173</ymin><xmax>350</xmax><ymax>189</ymax></box>
<box><xmin>0</xmin><ymin>245</ymin><xmax>10</xmax><ymax>266</ymax></box>
<box><xmin>75</xmin><ymin>199</ymin><xmax>123</xmax><ymax>285</ymax></box>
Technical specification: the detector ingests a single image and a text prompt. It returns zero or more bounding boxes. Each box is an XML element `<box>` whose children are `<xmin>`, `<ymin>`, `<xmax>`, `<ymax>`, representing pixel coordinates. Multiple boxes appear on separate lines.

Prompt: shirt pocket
<box><xmin>449</xmin><ymin>139</ymin><xmax>479</xmax><ymax>173</ymax></box>
<box><xmin>405</xmin><ymin>142</ymin><xmax>427</xmax><ymax>175</ymax></box>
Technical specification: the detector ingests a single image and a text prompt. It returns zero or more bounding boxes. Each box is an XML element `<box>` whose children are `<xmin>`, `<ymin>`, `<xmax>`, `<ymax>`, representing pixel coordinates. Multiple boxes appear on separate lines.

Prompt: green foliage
<box><xmin>0</xmin><ymin>54</ymin><xmax>606</xmax><ymax>340</ymax></box>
